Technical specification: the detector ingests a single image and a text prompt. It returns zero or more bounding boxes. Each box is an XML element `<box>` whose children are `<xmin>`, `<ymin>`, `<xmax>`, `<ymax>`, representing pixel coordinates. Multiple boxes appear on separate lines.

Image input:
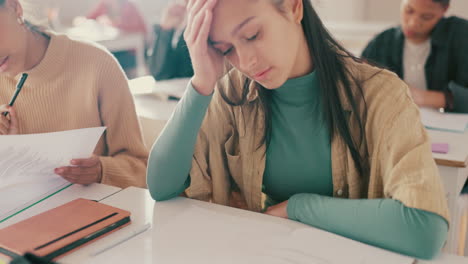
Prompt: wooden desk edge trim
<box><xmin>434</xmin><ymin>157</ymin><xmax>467</xmax><ymax>168</ymax></box>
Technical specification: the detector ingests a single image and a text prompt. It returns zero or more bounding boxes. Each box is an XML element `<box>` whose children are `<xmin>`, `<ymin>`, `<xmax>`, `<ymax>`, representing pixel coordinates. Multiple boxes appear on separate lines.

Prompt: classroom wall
<box><xmin>47</xmin><ymin>0</ymin><xmax>467</xmax><ymax>56</ymax></box>
<box><xmin>366</xmin><ymin>0</ymin><xmax>468</xmax><ymax>22</ymax></box>
<box><xmin>314</xmin><ymin>0</ymin><xmax>468</xmax><ymax>22</ymax></box>
<box><xmin>313</xmin><ymin>0</ymin><xmax>368</xmax><ymax>22</ymax></box>
<box><xmin>53</xmin><ymin>0</ymin><xmax>167</xmax><ymax>25</ymax></box>
<box><xmin>50</xmin><ymin>0</ymin><xmax>468</xmax><ymax>27</ymax></box>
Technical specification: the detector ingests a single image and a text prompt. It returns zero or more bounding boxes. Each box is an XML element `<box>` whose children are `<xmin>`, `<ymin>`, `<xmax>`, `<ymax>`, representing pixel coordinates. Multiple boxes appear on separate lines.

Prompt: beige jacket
<box><xmin>185</xmin><ymin>59</ymin><xmax>449</xmax><ymax>222</ymax></box>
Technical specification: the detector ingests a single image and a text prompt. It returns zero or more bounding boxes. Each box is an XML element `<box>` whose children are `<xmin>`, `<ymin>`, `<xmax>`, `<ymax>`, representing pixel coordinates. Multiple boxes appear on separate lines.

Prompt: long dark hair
<box><xmin>433</xmin><ymin>0</ymin><xmax>450</xmax><ymax>6</ymax></box>
<box><xmin>220</xmin><ymin>0</ymin><xmax>370</xmax><ymax>178</ymax></box>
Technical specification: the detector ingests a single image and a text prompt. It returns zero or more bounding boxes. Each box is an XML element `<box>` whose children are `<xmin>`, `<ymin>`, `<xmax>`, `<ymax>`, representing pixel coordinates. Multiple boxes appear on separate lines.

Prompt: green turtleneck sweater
<box><xmin>147</xmin><ymin>72</ymin><xmax>448</xmax><ymax>260</ymax></box>
<box><xmin>263</xmin><ymin>72</ymin><xmax>333</xmax><ymax>201</ymax></box>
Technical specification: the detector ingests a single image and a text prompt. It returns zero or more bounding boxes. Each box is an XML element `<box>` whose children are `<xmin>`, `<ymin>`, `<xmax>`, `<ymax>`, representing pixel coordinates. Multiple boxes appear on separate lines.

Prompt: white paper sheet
<box><xmin>0</xmin><ymin>127</ymin><xmax>106</xmax><ymax>222</ymax></box>
<box><xmin>420</xmin><ymin>107</ymin><xmax>468</xmax><ymax>133</ymax></box>
<box><xmin>153</xmin><ymin>206</ymin><xmax>414</xmax><ymax>264</ymax></box>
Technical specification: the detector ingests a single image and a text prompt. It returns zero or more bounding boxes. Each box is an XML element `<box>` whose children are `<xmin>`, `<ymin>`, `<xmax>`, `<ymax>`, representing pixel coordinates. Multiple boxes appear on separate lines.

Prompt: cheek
<box><xmin>260</xmin><ymin>26</ymin><xmax>294</xmax><ymax>65</ymax></box>
<box><xmin>274</xmin><ymin>28</ymin><xmax>302</xmax><ymax>69</ymax></box>
<box><xmin>401</xmin><ymin>13</ymin><xmax>408</xmax><ymax>25</ymax></box>
<box><xmin>401</xmin><ymin>13</ymin><xmax>414</xmax><ymax>29</ymax></box>
<box><xmin>0</xmin><ymin>26</ymin><xmax>22</xmax><ymax>54</ymax></box>
<box><xmin>422</xmin><ymin>20</ymin><xmax>440</xmax><ymax>32</ymax></box>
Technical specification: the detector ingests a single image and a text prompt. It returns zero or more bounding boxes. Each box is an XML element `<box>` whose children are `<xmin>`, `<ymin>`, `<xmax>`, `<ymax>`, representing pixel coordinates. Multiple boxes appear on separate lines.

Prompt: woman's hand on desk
<box><xmin>264</xmin><ymin>200</ymin><xmax>289</xmax><ymax>219</ymax></box>
<box><xmin>54</xmin><ymin>155</ymin><xmax>103</xmax><ymax>185</ymax></box>
<box><xmin>410</xmin><ymin>87</ymin><xmax>445</xmax><ymax>109</ymax></box>
<box><xmin>0</xmin><ymin>105</ymin><xmax>19</xmax><ymax>135</ymax></box>
<box><xmin>410</xmin><ymin>87</ymin><xmax>425</xmax><ymax>106</ymax></box>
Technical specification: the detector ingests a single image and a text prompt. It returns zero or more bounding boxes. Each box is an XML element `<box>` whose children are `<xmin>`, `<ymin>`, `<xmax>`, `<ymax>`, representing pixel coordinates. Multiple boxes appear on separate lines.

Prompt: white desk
<box><xmin>61</xmin><ymin>187</ymin><xmax>467</xmax><ymax>264</ymax></box>
<box><xmin>129</xmin><ymin>77</ymin><xmax>188</xmax><ymax>149</ymax></box>
<box><xmin>428</xmin><ymin>130</ymin><xmax>468</xmax><ymax>255</ymax></box>
<box><xmin>129</xmin><ymin>77</ymin><xmax>189</xmax><ymax>122</ymax></box>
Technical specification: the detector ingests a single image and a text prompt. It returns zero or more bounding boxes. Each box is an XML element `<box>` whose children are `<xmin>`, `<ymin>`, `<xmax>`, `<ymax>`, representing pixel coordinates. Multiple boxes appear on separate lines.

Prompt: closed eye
<box><xmin>247</xmin><ymin>33</ymin><xmax>258</xmax><ymax>41</ymax></box>
<box><xmin>421</xmin><ymin>15</ymin><xmax>434</xmax><ymax>20</ymax></box>
<box><xmin>222</xmin><ymin>47</ymin><xmax>234</xmax><ymax>56</ymax></box>
<box><xmin>214</xmin><ymin>32</ymin><xmax>259</xmax><ymax>56</ymax></box>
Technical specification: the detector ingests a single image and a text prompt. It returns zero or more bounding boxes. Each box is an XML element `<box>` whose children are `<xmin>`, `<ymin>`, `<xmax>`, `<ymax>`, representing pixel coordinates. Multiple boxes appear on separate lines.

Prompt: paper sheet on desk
<box><xmin>0</xmin><ymin>127</ymin><xmax>106</xmax><ymax>222</ymax></box>
<box><xmin>420</xmin><ymin>107</ymin><xmax>468</xmax><ymax>133</ymax></box>
<box><xmin>153</xmin><ymin>206</ymin><xmax>414</xmax><ymax>264</ymax></box>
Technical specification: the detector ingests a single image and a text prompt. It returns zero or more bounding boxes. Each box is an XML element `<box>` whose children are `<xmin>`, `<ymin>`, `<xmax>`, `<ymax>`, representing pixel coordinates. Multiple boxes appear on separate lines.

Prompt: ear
<box><xmin>286</xmin><ymin>0</ymin><xmax>304</xmax><ymax>24</ymax></box>
<box><xmin>442</xmin><ymin>4</ymin><xmax>449</xmax><ymax>13</ymax></box>
<box><xmin>6</xmin><ymin>0</ymin><xmax>23</xmax><ymax>18</ymax></box>
<box><xmin>15</xmin><ymin>1</ymin><xmax>23</xmax><ymax>19</ymax></box>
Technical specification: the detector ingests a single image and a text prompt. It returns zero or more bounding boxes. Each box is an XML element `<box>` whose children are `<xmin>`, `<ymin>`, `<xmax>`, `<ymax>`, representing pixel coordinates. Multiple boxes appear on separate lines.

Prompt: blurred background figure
<box><xmin>84</xmin><ymin>0</ymin><xmax>148</xmax><ymax>78</ymax></box>
<box><xmin>146</xmin><ymin>0</ymin><xmax>193</xmax><ymax>81</ymax></box>
<box><xmin>362</xmin><ymin>0</ymin><xmax>468</xmax><ymax>113</ymax></box>
<box><xmin>87</xmin><ymin>0</ymin><xmax>147</xmax><ymax>35</ymax></box>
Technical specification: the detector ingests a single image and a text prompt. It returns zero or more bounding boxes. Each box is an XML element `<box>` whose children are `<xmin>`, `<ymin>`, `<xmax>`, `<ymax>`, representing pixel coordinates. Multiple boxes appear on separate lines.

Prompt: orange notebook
<box><xmin>0</xmin><ymin>198</ymin><xmax>131</xmax><ymax>261</ymax></box>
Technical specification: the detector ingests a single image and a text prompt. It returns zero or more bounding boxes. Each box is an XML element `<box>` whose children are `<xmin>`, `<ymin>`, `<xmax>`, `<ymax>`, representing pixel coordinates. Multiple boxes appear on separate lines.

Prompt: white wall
<box><xmin>40</xmin><ymin>0</ymin><xmax>466</xmax><ymax>56</ymax></box>
<box><xmin>53</xmin><ymin>0</ymin><xmax>168</xmax><ymax>25</ymax></box>
<box><xmin>49</xmin><ymin>0</ymin><xmax>468</xmax><ymax>26</ymax></box>
<box><xmin>449</xmin><ymin>0</ymin><xmax>468</xmax><ymax>18</ymax></box>
<box><xmin>366</xmin><ymin>0</ymin><xmax>468</xmax><ymax>22</ymax></box>
<box><xmin>313</xmin><ymin>0</ymin><xmax>368</xmax><ymax>22</ymax></box>
<box><xmin>312</xmin><ymin>0</ymin><xmax>468</xmax><ymax>22</ymax></box>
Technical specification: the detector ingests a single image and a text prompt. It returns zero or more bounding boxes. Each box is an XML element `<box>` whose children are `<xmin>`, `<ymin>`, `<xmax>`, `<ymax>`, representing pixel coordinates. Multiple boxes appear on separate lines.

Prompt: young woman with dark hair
<box><xmin>148</xmin><ymin>0</ymin><xmax>449</xmax><ymax>259</ymax></box>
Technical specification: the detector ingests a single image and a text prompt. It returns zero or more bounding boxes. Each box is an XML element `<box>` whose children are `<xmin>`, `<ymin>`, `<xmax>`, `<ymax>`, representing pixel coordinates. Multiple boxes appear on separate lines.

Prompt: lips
<box><xmin>253</xmin><ymin>67</ymin><xmax>272</xmax><ymax>80</ymax></box>
<box><xmin>0</xmin><ymin>56</ymin><xmax>8</xmax><ymax>66</ymax></box>
<box><xmin>405</xmin><ymin>29</ymin><xmax>417</xmax><ymax>37</ymax></box>
<box><xmin>0</xmin><ymin>56</ymin><xmax>9</xmax><ymax>72</ymax></box>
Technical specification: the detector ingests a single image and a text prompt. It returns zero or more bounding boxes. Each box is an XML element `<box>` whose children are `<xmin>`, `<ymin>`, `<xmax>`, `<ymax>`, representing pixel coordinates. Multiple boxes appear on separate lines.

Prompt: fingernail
<box><xmin>55</xmin><ymin>168</ymin><xmax>63</xmax><ymax>174</ymax></box>
<box><xmin>71</xmin><ymin>160</ymin><xmax>77</xmax><ymax>165</ymax></box>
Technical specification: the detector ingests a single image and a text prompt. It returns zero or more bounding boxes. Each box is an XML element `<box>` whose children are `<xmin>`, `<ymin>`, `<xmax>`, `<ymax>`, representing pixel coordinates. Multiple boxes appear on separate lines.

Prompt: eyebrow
<box><xmin>209</xmin><ymin>16</ymin><xmax>256</xmax><ymax>45</ymax></box>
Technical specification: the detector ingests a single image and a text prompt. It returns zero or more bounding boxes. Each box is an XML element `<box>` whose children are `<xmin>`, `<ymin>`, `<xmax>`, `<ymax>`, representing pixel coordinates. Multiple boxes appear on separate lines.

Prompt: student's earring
<box><xmin>17</xmin><ymin>16</ymin><xmax>25</xmax><ymax>26</ymax></box>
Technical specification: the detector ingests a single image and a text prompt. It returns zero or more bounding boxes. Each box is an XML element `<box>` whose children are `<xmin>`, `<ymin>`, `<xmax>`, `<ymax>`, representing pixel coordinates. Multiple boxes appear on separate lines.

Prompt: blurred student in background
<box><xmin>147</xmin><ymin>0</ymin><xmax>193</xmax><ymax>81</ymax></box>
<box><xmin>362</xmin><ymin>0</ymin><xmax>468</xmax><ymax>113</ymax></box>
<box><xmin>87</xmin><ymin>0</ymin><xmax>147</xmax><ymax>77</ymax></box>
<box><xmin>87</xmin><ymin>0</ymin><xmax>147</xmax><ymax>35</ymax></box>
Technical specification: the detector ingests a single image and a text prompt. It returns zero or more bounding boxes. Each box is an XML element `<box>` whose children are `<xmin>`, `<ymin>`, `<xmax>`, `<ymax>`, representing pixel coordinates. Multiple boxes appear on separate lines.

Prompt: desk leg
<box><xmin>438</xmin><ymin>165</ymin><xmax>468</xmax><ymax>254</ymax></box>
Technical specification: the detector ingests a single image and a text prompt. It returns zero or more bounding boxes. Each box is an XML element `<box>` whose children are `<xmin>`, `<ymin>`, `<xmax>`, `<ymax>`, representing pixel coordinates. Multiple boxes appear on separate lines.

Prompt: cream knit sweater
<box><xmin>0</xmin><ymin>32</ymin><xmax>148</xmax><ymax>188</ymax></box>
